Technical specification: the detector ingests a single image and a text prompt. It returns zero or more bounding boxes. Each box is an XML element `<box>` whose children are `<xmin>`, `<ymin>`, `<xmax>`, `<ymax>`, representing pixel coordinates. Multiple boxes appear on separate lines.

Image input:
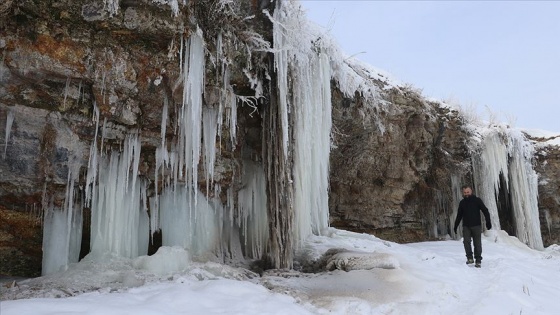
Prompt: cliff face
<box><xmin>328</xmin><ymin>82</ymin><xmax>471</xmax><ymax>243</ymax></box>
<box><xmin>1</xmin><ymin>0</ymin><xmax>558</xmax><ymax>278</ymax></box>
<box><xmin>531</xmin><ymin>138</ymin><xmax>560</xmax><ymax>247</ymax></box>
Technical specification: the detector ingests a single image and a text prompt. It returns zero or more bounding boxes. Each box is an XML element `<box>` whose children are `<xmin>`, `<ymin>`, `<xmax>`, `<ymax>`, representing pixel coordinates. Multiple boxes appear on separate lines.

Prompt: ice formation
<box><xmin>271</xmin><ymin>0</ymin><xmax>332</xmax><ymax>248</ymax></box>
<box><xmin>237</xmin><ymin>161</ymin><xmax>268</xmax><ymax>259</ymax></box>
<box><xmin>292</xmin><ymin>51</ymin><xmax>332</xmax><ymax>245</ymax></box>
<box><xmin>472</xmin><ymin>126</ymin><xmax>543</xmax><ymax>250</ymax></box>
<box><xmin>472</xmin><ymin>131</ymin><xmax>507</xmax><ymax>231</ymax></box>
<box><xmin>42</xmin><ymin>157</ymin><xmax>83</xmax><ymax>275</ymax></box>
<box><xmin>35</xmin><ymin>0</ymin><xmax>549</xmax><ymax>277</ymax></box>
<box><xmin>89</xmin><ymin>134</ymin><xmax>149</xmax><ymax>259</ymax></box>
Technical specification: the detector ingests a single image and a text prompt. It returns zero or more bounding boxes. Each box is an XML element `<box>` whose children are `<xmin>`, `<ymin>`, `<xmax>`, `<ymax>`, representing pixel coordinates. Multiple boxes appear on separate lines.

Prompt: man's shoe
<box><xmin>475</xmin><ymin>262</ymin><xmax>481</xmax><ymax>268</ymax></box>
<box><xmin>466</xmin><ymin>258</ymin><xmax>474</xmax><ymax>265</ymax></box>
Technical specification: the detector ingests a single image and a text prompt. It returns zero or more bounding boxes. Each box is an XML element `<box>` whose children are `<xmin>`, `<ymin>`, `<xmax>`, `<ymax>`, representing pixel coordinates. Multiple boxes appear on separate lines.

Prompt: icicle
<box><xmin>100</xmin><ymin>118</ymin><xmax>107</xmax><ymax>156</ymax></box>
<box><xmin>62</xmin><ymin>77</ymin><xmax>70</xmax><ymax>109</ymax></box>
<box><xmin>85</xmin><ymin>103</ymin><xmax>100</xmax><ymax>205</ymax></box>
<box><xmin>154</xmin><ymin>96</ymin><xmax>169</xmax><ymax>235</ymax></box>
<box><xmin>138</xmin><ymin>181</ymin><xmax>150</xmax><ymax>256</ymax></box>
<box><xmin>203</xmin><ymin>107</ymin><xmax>218</xmax><ymax>189</ymax></box>
<box><xmin>222</xmin><ymin>67</ymin><xmax>238</xmax><ymax>145</ymax></box>
<box><xmin>3</xmin><ymin>109</ymin><xmax>14</xmax><ymax>159</ymax></box>
<box><xmin>544</xmin><ymin>209</ymin><xmax>552</xmax><ymax>235</ymax></box>
<box><xmin>178</xmin><ymin>28</ymin><xmax>205</xmax><ymax>203</ymax></box>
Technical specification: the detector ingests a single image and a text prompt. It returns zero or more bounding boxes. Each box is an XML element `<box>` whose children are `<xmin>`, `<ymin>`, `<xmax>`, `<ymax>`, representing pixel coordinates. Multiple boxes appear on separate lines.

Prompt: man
<box><xmin>453</xmin><ymin>185</ymin><xmax>492</xmax><ymax>268</ymax></box>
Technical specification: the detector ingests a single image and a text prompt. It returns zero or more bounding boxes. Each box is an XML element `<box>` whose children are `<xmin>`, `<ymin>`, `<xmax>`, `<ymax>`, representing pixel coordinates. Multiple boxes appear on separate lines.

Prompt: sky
<box><xmin>300</xmin><ymin>1</ymin><xmax>560</xmax><ymax>133</ymax></box>
<box><xmin>2</xmin><ymin>228</ymin><xmax>560</xmax><ymax>314</ymax></box>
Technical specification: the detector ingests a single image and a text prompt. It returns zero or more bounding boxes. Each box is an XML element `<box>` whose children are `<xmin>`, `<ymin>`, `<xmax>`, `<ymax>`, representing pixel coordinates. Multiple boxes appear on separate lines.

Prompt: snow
<box><xmin>3</xmin><ymin>228</ymin><xmax>560</xmax><ymax>315</ymax></box>
<box><xmin>523</xmin><ymin>128</ymin><xmax>560</xmax><ymax>148</ymax></box>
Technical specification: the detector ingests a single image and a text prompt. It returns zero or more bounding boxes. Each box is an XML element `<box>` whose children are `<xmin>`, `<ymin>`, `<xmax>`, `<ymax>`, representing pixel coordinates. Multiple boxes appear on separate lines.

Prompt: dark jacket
<box><xmin>454</xmin><ymin>195</ymin><xmax>491</xmax><ymax>230</ymax></box>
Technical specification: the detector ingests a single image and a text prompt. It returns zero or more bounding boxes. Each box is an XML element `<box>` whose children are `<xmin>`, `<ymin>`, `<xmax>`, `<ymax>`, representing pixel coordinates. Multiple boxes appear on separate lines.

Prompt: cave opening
<box><xmin>496</xmin><ymin>172</ymin><xmax>515</xmax><ymax>236</ymax></box>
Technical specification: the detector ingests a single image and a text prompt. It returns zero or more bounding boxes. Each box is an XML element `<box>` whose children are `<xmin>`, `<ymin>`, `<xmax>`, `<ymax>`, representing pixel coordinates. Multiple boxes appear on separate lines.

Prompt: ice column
<box><xmin>203</xmin><ymin>107</ymin><xmax>218</xmax><ymax>188</ymax></box>
<box><xmin>292</xmin><ymin>52</ymin><xmax>332</xmax><ymax>246</ymax></box>
<box><xmin>508</xmin><ymin>132</ymin><xmax>543</xmax><ymax>249</ymax></box>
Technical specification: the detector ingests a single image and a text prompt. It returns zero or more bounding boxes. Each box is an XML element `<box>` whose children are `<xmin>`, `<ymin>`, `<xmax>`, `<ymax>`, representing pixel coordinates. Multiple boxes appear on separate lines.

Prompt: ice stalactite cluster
<box><xmin>89</xmin><ymin>133</ymin><xmax>149</xmax><ymax>259</ymax></box>
<box><xmin>152</xmin><ymin>27</ymin><xmax>266</xmax><ymax>261</ymax></box>
<box><xmin>472</xmin><ymin>126</ymin><xmax>543</xmax><ymax>250</ymax></box>
<box><xmin>38</xmin><ymin>0</ymin><xmax>361</xmax><ymax>273</ymax></box>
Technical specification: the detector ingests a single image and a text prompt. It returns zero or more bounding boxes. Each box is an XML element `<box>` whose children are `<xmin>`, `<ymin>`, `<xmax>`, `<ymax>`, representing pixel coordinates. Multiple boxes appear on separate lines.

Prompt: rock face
<box><xmin>531</xmin><ymin>137</ymin><xmax>560</xmax><ymax>247</ymax></box>
<box><xmin>1</xmin><ymin>0</ymin><xmax>559</xmax><ymax>277</ymax></box>
<box><xmin>328</xmin><ymin>84</ymin><xmax>471</xmax><ymax>243</ymax></box>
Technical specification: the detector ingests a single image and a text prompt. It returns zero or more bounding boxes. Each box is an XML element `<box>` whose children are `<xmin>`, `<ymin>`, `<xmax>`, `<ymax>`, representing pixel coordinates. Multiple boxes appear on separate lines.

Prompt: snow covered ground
<box><xmin>2</xmin><ymin>228</ymin><xmax>560</xmax><ymax>315</ymax></box>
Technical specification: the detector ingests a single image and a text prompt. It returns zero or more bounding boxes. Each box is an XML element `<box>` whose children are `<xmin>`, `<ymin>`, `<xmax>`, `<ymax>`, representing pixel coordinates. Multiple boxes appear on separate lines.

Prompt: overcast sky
<box><xmin>301</xmin><ymin>1</ymin><xmax>560</xmax><ymax>133</ymax></box>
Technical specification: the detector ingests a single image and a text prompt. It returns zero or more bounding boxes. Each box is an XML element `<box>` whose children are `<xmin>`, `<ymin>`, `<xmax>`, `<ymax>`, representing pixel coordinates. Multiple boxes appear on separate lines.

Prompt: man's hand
<box><xmin>486</xmin><ymin>222</ymin><xmax>492</xmax><ymax>230</ymax></box>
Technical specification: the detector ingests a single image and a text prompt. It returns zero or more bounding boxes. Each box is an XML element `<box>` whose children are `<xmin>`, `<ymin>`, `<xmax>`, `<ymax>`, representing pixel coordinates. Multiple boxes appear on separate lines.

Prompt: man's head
<box><xmin>461</xmin><ymin>185</ymin><xmax>473</xmax><ymax>198</ymax></box>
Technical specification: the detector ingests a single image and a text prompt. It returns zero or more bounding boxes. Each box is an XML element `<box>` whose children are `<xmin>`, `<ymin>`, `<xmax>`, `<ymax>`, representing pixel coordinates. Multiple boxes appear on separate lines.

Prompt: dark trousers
<box><xmin>462</xmin><ymin>225</ymin><xmax>482</xmax><ymax>262</ymax></box>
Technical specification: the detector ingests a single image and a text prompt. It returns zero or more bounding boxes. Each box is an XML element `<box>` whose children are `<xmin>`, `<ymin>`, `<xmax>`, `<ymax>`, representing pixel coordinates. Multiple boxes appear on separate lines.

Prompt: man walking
<box><xmin>453</xmin><ymin>185</ymin><xmax>492</xmax><ymax>268</ymax></box>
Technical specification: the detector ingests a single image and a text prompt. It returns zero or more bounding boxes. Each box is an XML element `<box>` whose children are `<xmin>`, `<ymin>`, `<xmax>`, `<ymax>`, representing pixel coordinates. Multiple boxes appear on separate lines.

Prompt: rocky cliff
<box><xmin>531</xmin><ymin>136</ymin><xmax>560</xmax><ymax>247</ymax></box>
<box><xmin>1</xmin><ymin>0</ymin><xmax>558</xmax><ymax>278</ymax></box>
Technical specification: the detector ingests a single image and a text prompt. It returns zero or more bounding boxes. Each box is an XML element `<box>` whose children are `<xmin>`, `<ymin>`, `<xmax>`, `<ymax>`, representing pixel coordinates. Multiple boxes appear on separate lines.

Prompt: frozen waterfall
<box><xmin>472</xmin><ymin>127</ymin><xmax>543</xmax><ymax>250</ymax></box>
